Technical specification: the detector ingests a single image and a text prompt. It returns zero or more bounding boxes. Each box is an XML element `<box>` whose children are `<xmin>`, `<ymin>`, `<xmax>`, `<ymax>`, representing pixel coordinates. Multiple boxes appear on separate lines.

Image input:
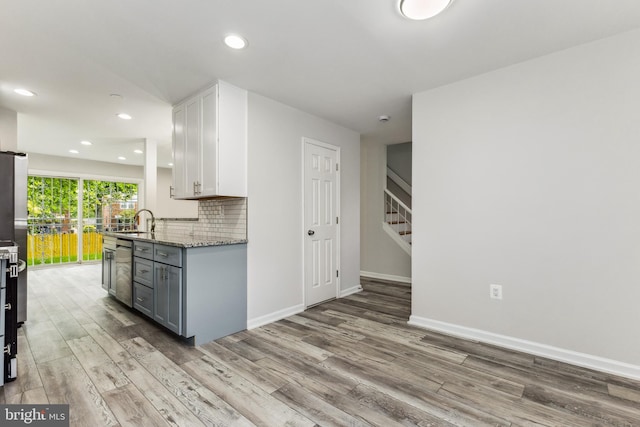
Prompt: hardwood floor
<box><xmin>2</xmin><ymin>263</ymin><xmax>640</xmax><ymax>426</ymax></box>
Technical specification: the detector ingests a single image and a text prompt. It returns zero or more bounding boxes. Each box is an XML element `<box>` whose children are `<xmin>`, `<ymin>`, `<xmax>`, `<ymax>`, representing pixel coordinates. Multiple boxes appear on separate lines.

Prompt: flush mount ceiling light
<box><xmin>117</xmin><ymin>113</ymin><xmax>132</xmax><ymax>120</ymax></box>
<box><xmin>399</xmin><ymin>0</ymin><xmax>452</xmax><ymax>20</ymax></box>
<box><xmin>224</xmin><ymin>34</ymin><xmax>248</xmax><ymax>49</ymax></box>
<box><xmin>14</xmin><ymin>88</ymin><xmax>36</xmax><ymax>97</ymax></box>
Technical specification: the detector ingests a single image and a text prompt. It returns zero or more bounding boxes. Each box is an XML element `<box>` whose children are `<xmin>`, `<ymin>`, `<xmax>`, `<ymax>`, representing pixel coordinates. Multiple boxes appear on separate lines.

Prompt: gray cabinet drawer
<box><xmin>133</xmin><ymin>241</ymin><xmax>154</xmax><ymax>260</ymax></box>
<box><xmin>133</xmin><ymin>257</ymin><xmax>153</xmax><ymax>288</ymax></box>
<box><xmin>154</xmin><ymin>244</ymin><xmax>182</xmax><ymax>267</ymax></box>
<box><xmin>133</xmin><ymin>282</ymin><xmax>153</xmax><ymax>318</ymax></box>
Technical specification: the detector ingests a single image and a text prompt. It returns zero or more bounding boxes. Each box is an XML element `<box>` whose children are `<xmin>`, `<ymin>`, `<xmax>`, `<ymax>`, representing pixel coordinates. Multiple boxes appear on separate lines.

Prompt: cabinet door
<box><xmin>166</xmin><ymin>265</ymin><xmax>182</xmax><ymax>334</ymax></box>
<box><xmin>103</xmin><ymin>250</ymin><xmax>116</xmax><ymax>295</ymax></box>
<box><xmin>199</xmin><ymin>86</ymin><xmax>218</xmax><ymax>197</ymax></box>
<box><xmin>154</xmin><ymin>263</ymin><xmax>168</xmax><ymax>325</ymax></box>
<box><xmin>185</xmin><ymin>96</ymin><xmax>201</xmax><ymax>197</ymax></box>
<box><xmin>102</xmin><ymin>250</ymin><xmax>109</xmax><ymax>291</ymax></box>
<box><xmin>109</xmin><ymin>256</ymin><xmax>117</xmax><ymax>295</ymax></box>
<box><xmin>154</xmin><ymin>263</ymin><xmax>182</xmax><ymax>335</ymax></box>
<box><xmin>172</xmin><ymin>104</ymin><xmax>187</xmax><ymax>199</ymax></box>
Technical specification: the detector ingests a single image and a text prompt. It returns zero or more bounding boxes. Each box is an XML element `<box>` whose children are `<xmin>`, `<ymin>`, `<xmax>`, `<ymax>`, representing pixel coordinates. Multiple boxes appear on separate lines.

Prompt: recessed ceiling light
<box><xmin>224</xmin><ymin>34</ymin><xmax>248</xmax><ymax>49</ymax></box>
<box><xmin>134</xmin><ymin>149</ymin><xmax>143</xmax><ymax>154</ymax></box>
<box><xmin>14</xmin><ymin>88</ymin><xmax>36</xmax><ymax>97</ymax></box>
<box><xmin>118</xmin><ymin>156</ymin><xmax>126</xmax><ymax>160</ymax></box>
<box><xmin>80</xmin><ymin>140</ymin><xmax>92</xmax><ymax>146</ymax></box>
<box><xmin>168</xmin><ymin>162</ymin><xmax>174</xmax><ymax>167</ymax></box>
<box><xmin>117</xmin><ymin>113</ymin><xmax>132</xmax><ymax>120</ymax></box>
<box><xmin>399</xmin><ymin>0</ymin><xmax>452</xmax><ymax>20</ymax></box>
<box><xmin>69</xmin><ymin>149</ymin><xmax>79</xmax><ymax>154</ymax></box>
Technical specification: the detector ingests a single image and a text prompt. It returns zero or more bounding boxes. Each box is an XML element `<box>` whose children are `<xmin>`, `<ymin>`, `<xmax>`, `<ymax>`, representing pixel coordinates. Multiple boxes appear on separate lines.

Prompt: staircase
<box><xmin>383</xmin><ymin>189</ymin><xmax>412</xmax><ymax>256</ymax></box>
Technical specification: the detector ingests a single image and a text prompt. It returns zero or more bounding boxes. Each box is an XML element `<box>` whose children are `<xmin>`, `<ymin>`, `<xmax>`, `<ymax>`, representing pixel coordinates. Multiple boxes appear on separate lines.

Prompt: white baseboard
<box><xmin>360</xmin><ymin>270</ymin><xmax>411</xmax><ymax>284</ymax></box>
<box><xmin>408</xmin><ymin>315</ymin><xmax>640</xmax><ymax>381</ymax></box>
<box><xmin>340</xmin><ymin>284</ymin><xmax>363</xmax><ymax>298</ymax></box>
<box><xmin>247</xmin><ymin>304</ymin><xmax>305</xmax><ymax>330</ymax></box>
<box><xmin>247</xmin><ymin>285</ymin><xmax>363</xmax><ymax>329</ymax></box>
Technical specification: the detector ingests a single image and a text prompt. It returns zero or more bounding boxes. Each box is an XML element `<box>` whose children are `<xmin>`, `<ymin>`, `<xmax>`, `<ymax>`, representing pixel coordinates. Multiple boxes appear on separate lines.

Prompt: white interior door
<box><xmin>304</xmin><ymin>139</ymin><xmax>339</xmax><ymax>307</ymax></box>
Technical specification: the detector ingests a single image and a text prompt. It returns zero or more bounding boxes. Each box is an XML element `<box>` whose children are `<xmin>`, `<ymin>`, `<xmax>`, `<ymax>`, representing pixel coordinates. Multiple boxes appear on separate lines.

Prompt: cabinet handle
<box><xmin>170</xmin><ymin>186</ymin><xmax>175</xmax><ymax>198</ymax></box>
<box><xmin>136</xmin><ymin>297</ymin><xmax>144</xmax><ymax>302</ymax></box>
<box><xmin>140</xmin><ymin>269</ymin><xmax>149</xmax><ymax>274</ymax></box>
<box><xmin>193</xmin><ymin>181</ymin><xmax>202</xmax><ymax>195</ymax></box>
<box><xmin>136</xmin><ymin>247</ymin><xmax>149</xmax><ymax>252</ymax></box>
<box><xmin>157</xmin><ymin>251</ymin><xmax>168</xmax><ymax>258</ymax></box>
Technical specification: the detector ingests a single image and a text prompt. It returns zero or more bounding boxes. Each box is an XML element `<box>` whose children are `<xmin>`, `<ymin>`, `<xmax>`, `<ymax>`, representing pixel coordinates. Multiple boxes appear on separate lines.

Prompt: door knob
<box><xmin>307</xmin><ymin>230</ymin><xmax>315</xmax><ymax>236</ymax></box>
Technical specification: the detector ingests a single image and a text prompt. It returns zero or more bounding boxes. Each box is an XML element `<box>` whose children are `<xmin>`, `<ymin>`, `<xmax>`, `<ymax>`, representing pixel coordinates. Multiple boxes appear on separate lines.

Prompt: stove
<box><xmin>0</xmin><ymin>240</ymin><xmax>19</xmax><ymax>384</ymax></box>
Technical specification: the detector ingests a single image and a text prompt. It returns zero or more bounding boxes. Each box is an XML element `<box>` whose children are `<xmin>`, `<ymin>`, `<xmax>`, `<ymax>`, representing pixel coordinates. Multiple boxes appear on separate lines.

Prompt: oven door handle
<box><xmin>7</xmin><ymin>260</ymin><xmax>26</xmax><ymax>276</ymax></box>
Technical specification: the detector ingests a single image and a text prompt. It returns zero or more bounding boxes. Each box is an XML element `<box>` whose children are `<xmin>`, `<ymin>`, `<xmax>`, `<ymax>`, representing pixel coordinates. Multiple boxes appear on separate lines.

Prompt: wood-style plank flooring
<box><xmin>2</xmin><ymin>263</ymin><xmax>640</xmax><ymax>426</ymax></box>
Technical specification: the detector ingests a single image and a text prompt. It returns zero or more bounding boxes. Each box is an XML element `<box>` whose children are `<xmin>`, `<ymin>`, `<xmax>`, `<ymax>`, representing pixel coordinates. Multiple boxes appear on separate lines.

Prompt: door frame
<box><xmin>301</xmin><ymin>137</ymin><xmax>341</xmax><ymax>308</ymax></box>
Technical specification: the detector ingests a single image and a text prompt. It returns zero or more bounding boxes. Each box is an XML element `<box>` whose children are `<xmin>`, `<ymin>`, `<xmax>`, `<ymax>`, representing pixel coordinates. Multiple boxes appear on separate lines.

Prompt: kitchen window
<box><xmin>27</xmin><ymin>176</ymin><xmax>138</xmax><ymax>266</ymax></box>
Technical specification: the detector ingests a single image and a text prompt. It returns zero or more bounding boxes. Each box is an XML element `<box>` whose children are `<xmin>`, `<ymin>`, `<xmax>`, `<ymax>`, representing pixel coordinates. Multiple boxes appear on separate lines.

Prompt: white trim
<box><xmin>340</xmin><ymin>284</ymin><xmax>363</xmax><ymax>298</ymax></box>
<box><xmin>247</xmin><ymin>304</ymin><xmax>305</xmax><ymax>330</ymax></box>
<box><xmin>360</xmin><ymin>270</ymin><xmax>412</xmax><ymax>284</ymax></box>
<box><xmin>386</xmin><ymin>166</ymin><xmax>412</xmax><ymax>196</ymax></box>
<box><xmin>382</xmin><ymin>222</ymin><xmax>411</xmax><ymax>256</ymax></box>
<box><xmin>408</xmin><ymin>315</ymin><xmax>640</xmax><ymax>381</ymax></box>
<box><xmin>302</xmin><ymin>137</ymin><xmax>341</xmax><ymax>308</ymax></box>
<box><xmin>28</xmin><ymin>168</ymin><xmax>143</xmax><ymax>185</ymax></box>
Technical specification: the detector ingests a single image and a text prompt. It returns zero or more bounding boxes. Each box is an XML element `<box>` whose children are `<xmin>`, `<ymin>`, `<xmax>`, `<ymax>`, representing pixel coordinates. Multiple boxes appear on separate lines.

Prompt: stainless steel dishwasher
<box><xmin>115</xmin><ymin>239</ymin><xmax>133</xmax><ymax>307</ymax></box>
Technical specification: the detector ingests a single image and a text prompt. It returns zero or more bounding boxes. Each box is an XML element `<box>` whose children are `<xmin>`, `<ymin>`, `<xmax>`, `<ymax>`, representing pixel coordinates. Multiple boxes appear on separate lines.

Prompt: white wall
<box><xmin>0</xmin><ymin>107</ymin><xmax>18</xmax><ymax>151</ymax></box>
<box><xmin>156</xmin><ymin>167</ymin><xmax>198</xmax><ymax>218</ymax></box>
<box><xmin>412</xmin><ymin>29</ymin><xmax>640</xmax><ymax>374</ymax></box>
<box><xmin>28</xmin><ymin>153</ymin><xmax>143</xmax><ymax>180</ymax></box>
<box><xmin>360</xmin><ymin>137</ymin><xmax>411</xmax><ymax>280</ymax></box>
<box><xmin>247</xmin><ymin>93</ymin><xmax>360</xmax><ymax>325</ymax></box>
<box><xmin>387</xmin><ymin>141</ymin><xmax>412</xmax><ymax>185</ymax></box>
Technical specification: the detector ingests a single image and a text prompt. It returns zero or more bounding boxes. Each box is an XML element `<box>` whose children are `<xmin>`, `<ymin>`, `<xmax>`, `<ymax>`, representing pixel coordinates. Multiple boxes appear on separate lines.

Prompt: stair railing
<box><xmin>384</xmin><ymin>189</ymin><xmax>412</xmax><ymax>235</ymax></box>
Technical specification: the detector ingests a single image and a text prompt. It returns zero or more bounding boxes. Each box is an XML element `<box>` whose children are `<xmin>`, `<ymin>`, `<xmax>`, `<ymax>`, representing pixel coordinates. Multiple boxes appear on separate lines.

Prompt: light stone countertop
<box><xmin>104</xmin><ymin>231</ymin><xmax>247</xmax><ymax>248</ymax></box>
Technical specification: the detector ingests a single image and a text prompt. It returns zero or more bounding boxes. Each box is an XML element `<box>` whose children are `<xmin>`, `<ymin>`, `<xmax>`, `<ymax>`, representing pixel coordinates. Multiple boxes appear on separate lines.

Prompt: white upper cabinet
<box><xmin>171</xmin><ymin>81</ymin><xmax>247</xmax><ymax>199</ymax></box>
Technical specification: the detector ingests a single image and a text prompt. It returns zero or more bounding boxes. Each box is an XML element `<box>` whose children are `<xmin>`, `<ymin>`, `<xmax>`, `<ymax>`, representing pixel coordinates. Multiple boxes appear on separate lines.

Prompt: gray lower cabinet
<box><xmin>182</xmin><ymin>243</ymin><xmax>246</xmax><ymax>345</ymax></box>
<box><xmin>129</xmin><ymin>240</ymin><xmax>246</xmax><ymax>345</ymax></box>
<box><xmin>102</xmin><ymin>236</ymin><xmax>117</xmax><ymax>295</ymax></box>
<box><xmin>154</xmin><ymin>263</ymin><xmax>182</xmax><ymax>334</ymax></box>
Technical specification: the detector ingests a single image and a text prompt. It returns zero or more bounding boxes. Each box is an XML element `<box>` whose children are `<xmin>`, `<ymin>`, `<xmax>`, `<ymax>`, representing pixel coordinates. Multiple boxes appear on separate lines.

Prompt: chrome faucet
<box><xmin>134</xmin><ymin>209</ymin><xmax>156</xmax><ymax>233</ymax></box>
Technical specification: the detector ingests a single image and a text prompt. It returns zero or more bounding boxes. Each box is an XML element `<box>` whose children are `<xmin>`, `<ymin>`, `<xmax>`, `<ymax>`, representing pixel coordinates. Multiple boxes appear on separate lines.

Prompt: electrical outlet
<box><xmin>490</xmin><ymin>284</ymin><xmax>503</xmax><ymax>300</ymax></box>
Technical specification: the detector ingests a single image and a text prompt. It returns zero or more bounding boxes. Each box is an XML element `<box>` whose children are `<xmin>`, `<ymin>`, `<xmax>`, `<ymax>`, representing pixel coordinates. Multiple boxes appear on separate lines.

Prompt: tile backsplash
<box><xmin>155</xmin><ymin>198</ymin><xmax>247</xmax><ymax>240</ymax></box>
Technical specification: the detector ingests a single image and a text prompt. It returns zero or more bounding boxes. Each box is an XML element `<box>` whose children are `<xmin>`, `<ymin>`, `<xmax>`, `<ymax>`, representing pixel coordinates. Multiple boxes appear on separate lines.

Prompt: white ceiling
<box><xmin>2</xmin><ymin>0</ymin><xmax>640</xmax><ymax>167</ymax></box>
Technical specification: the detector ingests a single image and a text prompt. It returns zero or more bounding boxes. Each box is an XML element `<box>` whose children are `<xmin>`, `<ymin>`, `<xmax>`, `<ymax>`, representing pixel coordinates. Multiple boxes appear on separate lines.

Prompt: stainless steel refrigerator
<box><xmin>0</xmin><ymin>151</ymin><xmax>28</xmax><ymax>325</ymax></box>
